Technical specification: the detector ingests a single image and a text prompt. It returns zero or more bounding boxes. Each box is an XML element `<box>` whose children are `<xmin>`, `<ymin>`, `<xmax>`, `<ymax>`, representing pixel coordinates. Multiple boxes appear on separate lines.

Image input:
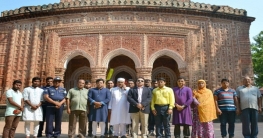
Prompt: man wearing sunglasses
<box><xmin>127</xmin><ymin>77</ymin><xmax>152</xmax><ymax>138</ymax></box>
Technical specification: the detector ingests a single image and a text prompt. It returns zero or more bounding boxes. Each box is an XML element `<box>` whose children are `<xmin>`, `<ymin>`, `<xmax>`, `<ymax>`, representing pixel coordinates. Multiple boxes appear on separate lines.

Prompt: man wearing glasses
<box><xmin>127</xmin><ymin>77</ymin><xmax>152</xmax><ymax>138</ymax></box>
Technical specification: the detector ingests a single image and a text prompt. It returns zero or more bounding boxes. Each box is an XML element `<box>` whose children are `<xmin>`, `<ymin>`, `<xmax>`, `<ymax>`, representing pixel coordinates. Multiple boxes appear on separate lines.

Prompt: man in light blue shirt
<box><xmin>236</xmin><ymin>76</ymin><xmax>262</xmax><ymax>138</ymax></box>
<box><xmin>2</xmin><ymin>80</ymin><xmax>24</xmax><ymax>138</ymax></box>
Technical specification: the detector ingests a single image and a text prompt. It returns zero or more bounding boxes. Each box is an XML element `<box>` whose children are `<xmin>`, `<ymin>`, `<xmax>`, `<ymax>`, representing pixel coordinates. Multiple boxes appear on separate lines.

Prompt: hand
<box><xmin>30</xmin><ymin>105</ymin><xmax>38</xmax><ymax>110</ymax></box>
<box><xmin>67</xmin><ymin>108</ymin><xmax>71</xmax><ymax>114</ymax></box>
<box><xmin>94</xmin><ymin>102</ymin><xmax>102</xmax><ymax>106</ymax></box>
<box><xmin>152</xmin><ymin>110</ymin><xmax>157</xmax><ymax>116</ymax></box>
<box><xmin>55</xmin><ymin>105</ymin><xmax>60</xmax><ymax>109</ymax></box>
<box><xmin>236</xmin><ymin>109</ymin><xmax>241</xmax><ymax>115</ymax></box>
<box><xmin>55</xmin><ymin>101</ymin><xmax>61</xmax><ymax>107</ymax></box>
<box><xmin>258</xmin><ymin>108</ymin><xmax>262</xmax><ymax>113</ymax></box>
<box><xmin>137</xmin><ymin>103</ymin><xmax>142</xmax><ymax>109</ymax></box>
<box><xmin>167</xmin><ymin>109</ymin><xmax>172</xmax><ymax>114</ymax></box>
<box><xmin>13</xmin><ymin>109</ymin><xmax>21</xmax><ymax>114</ymax></box>
<box><xmin>176</xmin><ymin>105</ymin><xmax>184</xmax><ymax>111</ymax></box>
<box><xmin>216</xmin><ymin>108</ymin><xmax>222</xmax><ymax>115</ymax></box>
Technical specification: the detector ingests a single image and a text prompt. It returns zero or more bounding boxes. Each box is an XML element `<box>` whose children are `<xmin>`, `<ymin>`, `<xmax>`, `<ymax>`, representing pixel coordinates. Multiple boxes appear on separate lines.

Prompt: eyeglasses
<box><xmin>137</xmin><ymin>80</ymin><xmax>144</xmax><ymax>82</ymax></box>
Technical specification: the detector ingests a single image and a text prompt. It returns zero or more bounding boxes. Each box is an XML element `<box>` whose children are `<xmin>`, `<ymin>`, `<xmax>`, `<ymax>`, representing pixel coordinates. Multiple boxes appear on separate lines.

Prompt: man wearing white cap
<box><xmin>109</xmin><ymin>78</ymin><xmax>130</xmax><ymax>138</ymax></box>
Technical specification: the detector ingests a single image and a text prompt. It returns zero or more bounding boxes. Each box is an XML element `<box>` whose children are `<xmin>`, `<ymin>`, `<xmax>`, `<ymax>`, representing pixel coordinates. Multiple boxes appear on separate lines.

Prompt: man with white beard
<box><xmin>109</xmin><ymin>78</ymin><xmax>130</xmax><ymax>138</ymax></box>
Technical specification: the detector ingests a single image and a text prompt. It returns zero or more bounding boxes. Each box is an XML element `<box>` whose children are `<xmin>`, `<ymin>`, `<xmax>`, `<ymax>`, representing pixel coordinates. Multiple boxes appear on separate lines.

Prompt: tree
<box><xmin>251</xmin><ymin>31</ymin><xmax>263</xmax><ymax>87</ymax></box>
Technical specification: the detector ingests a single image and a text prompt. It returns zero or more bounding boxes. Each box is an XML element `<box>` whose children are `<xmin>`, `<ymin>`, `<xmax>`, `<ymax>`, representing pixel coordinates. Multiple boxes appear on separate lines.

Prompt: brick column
<box><xmin>136</xmin><ymin>67</ymin><xmax>152</xmax><ymax>80</ymax></box>
<box><xmin>90</xmin><ymin>67</ymin><xmax>107</xmax><ymax>86</ymax></box>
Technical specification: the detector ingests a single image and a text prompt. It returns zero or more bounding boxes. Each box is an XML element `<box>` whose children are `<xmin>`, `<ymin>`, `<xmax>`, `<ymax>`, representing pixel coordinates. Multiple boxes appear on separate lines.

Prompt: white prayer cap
<box><xmin>117</xmin><ymin>78</ymin><xmax>125</xmax><ymax>82</ymax></box>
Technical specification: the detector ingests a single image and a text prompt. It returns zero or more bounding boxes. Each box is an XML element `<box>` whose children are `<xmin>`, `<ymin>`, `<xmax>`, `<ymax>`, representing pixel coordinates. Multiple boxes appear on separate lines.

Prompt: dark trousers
<box><xmin>105</xmin><ymin>117</ymin><xmax>113</xmax><ymax>135</ymax></box>
<box><xmin>87</xmin><ymin>113</ymin><xmax>92</xmax><ymax>135</ymax></box>
<box><xmin>174</xmin><ymin>124</ymin><xmax>190</xmax><ymax>137</ymax></box>
<box><xmin>68</xmin><ymin>110</ymin><xmax>87</xmax><ymax>138</ymax></box>
<box><xmin>2</xmin><ymin>116</ymin><xmax>21</xmax><ymax>138</ymax></box>
<box><xmin>46</xmin><ymin>105</ymin><xmax>64</xmax><ymax>137</ymax></box>
<box><xmin>154</xmin><ymin>105</ymin><xmax>171</xmax><ymax>138</ymax></box>
<box><xmin>218</xmin><ymin>111</ymin><xmax>236</xmax><ymax>137</ymax></box>
<box><xmin>148</xmin><ymin>110</ymin><xmax>155</xmax><ymax>132</ymax></box>
<box><xmin>241</xmin><ymin>108</ymin><xmax>258</xmax><ymax>138</ymax></box>
<box><xmin>38</xmin><ymin>104</ymin><xmax>47</xmax><ymax>136</ymax></box>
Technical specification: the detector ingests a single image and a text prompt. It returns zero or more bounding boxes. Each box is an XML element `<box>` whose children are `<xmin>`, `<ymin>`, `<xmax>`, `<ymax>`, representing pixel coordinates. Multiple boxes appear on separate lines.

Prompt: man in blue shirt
<box><xmin>44</xmin><ymin>77</ymin><xmax>66</xmax><ymax>138</ymax></box>
<box><xmin>38</xmin><ymin>77</ymin><xmax>53</xmax><ymax>137</ymax></box>
<box><xmin>214</xmin><ymin>79</ymin><xmax>239</xmax><ymax>138</ymax></box>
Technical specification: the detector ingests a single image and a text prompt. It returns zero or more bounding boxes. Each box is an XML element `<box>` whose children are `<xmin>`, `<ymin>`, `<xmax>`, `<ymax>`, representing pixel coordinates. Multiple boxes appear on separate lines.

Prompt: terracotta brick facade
<box><xmin>0</xmin><ymin>0</ymin><xmax>254</xmax><ymax>103</ymax></box>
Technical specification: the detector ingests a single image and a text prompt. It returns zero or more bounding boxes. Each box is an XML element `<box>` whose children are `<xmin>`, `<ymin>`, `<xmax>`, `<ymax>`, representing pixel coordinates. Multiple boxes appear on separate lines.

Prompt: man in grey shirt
<box><xmin>236</xmin><ymin>76</ymin><xmax>262</xmax><ymax>138</ymax></box>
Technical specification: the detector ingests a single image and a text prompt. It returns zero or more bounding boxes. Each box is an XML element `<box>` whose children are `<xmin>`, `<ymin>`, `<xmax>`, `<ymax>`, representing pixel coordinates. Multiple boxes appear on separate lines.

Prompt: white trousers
<box><xmin>113</xmin><ymin>124</ymin><xmax>126</xmax><ymax>136</ymax></box>
<box><xmin>24</xmin><ymin>121</ymin><xmax>39</xmax><ymax>136</ymax></box>
<box><xmin>92</xmin><ymin>121</ymin><xmax>105</xmax><ymax>136</ymax></box>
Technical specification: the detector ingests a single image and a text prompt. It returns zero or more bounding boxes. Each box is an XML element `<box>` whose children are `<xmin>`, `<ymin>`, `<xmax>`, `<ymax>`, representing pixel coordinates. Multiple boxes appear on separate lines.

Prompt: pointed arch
<box><xmin>60</xmin><ymin>49</ymin><xmax>95</xmax><ymax>69</ymax></box>
<box><xmin>101</xmin><ymin>48</ymin><xmax>141</xmax><ymax>68</ymax></box>
<box><xmin>148</xmin><ymin>49</ymin><xmax>186</xmax><ymax>69</ymax></box>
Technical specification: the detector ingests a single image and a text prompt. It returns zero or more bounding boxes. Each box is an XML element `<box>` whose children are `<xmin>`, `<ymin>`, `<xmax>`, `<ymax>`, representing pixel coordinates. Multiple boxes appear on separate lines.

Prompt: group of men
<box><xmin>2</xmin><ymin>75</ymin><xmax>262</xmax><ymax>138</ymax></box>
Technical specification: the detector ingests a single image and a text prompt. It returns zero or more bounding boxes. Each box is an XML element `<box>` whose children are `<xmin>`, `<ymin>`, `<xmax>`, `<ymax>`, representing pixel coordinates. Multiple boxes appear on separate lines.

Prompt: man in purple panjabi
<box><xmin>172</xmin><ymin>77</ymin><xmax>193</xmax><ymax>138</ymax></box>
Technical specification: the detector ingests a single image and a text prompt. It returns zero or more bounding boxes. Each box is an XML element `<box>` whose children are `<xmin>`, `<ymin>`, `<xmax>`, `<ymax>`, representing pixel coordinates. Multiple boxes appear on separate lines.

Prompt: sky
<box><xmin>0</xmin><ymin>0</ymin><xmax>262</xmax><ymax>43</ymax></box>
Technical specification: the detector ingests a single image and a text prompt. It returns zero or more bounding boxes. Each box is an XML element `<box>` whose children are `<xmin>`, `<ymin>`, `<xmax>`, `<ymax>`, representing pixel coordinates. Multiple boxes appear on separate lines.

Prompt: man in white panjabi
<box><xmin>22</xmin><ymin>77</ymin><xmax>43</xmax><ymax>138</ymax></box>
<box><xmin>109</xmin><ymin>78</ymin><xmax>130</xmax><ymax>138</ymax></box>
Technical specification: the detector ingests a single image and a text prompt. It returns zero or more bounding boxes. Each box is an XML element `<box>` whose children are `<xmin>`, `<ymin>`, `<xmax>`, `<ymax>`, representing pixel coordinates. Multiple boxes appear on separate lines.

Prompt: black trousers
<box><xmin>174</xmin><ymin>124</ymin><xmax>190</xmax><ymax>137</ymax></box>
<box><xmin>154</xmin><ymin>105</ymin><xmax>171</xmax><ymax>138</ymax></box>
<box><xmin>105</xmin><ymin>117</ymin><xmax>113</xmax><ymax>135</ymax></box>
<box><xmin>38</xmin><ymin>104</ymin><xmax>47</xmax><ymax>136</ymax></box>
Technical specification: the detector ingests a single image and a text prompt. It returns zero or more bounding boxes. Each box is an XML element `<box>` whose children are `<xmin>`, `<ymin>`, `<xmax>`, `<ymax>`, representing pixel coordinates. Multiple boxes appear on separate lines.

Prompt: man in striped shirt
<box><xmin>214</xmin><ymin>79</ymin><xmax>239</xmax><ymax>138</ymax></box>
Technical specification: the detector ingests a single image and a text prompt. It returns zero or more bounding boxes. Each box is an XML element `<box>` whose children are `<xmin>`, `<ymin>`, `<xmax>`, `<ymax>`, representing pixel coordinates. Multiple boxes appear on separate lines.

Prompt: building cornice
<box><xmin>0</xmin><ymin>0</ymin><xmax>255</xmax><ymax>23</ymax></box>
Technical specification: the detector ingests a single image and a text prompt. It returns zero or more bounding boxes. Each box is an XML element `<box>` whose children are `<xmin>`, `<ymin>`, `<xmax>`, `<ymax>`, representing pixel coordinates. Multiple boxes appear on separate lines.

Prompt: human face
<box><xmin>78</xmin><ymin>80</ymin><xmax>85</xmax><ymax>89</ymax></box>
<box><xmin>96</xmin><ymin>81</ymin><xmax>104</xmax><ymax>89</ymax></box>
<box><xmin>158</xmin><ymin>80</ymin><xmax>166</xmax><ymax>88</ymax></box>
<box><xmin>107</xmin><ymin>81</ymin><xmax>114</xmax><ymax>89</ymax></box>
<box><xmin>13</xmin><ymin>83</ymin><xmax>22</xmax><ymax>91</ymax></box>
<box><xmin>144</xmin><ymin>81</ymin><xmax>151</xmax><ymax>87</ymax></box>
<box><xmin>198</xmin><ymin>81</ymin><xmax>205</xmax><ymax>89</ymax></box>
<box><xmin>221</xmin><ymin>81</ymin><xmax>229</xmax><ymax>89</ymax></box>
<box><xmin>177</xmin><ymin>79</ymin><xmax>185</xmax><ymax>88</ymax></box>
<box><xmin>136</xmin><ymin>79</ymin><xmax>144</xmax><ymax>87</ymax></box>
<box><xmin>32</xmin><ymin>80</ymin><xmax>40</xmax><ymax>88</ymax></box>
<box><xmin>243</xmin><ymin>77</ymin><xmax>251</xmax><ymax>86</ymax></box>
<box><xmin>128</xmin><ymin>81</ymin><xmax>135</xmax><ymax>88</ymax></box>
<box><xmin>53</xmin><ymin>81</ymin><xmax>61</xmax><ymax>88</ymax></box>
<box><xmin>85</xmin><ymin>83</ymin><xmax>92</xmax><ymax>89</ymax></box>
<box><xmin>117</xmin><ymin>81</ymin><xmax>125</xmax><ymax>88</ymax></box>
<box><xmin>151</xmin><ymin>81</ymin><xmax>158</xmax><ymax>88</ymax></box>
<box><xmin>46</xmin><ymin>79</ymin><xmax>53</xmax><ymax>87</ymax></box>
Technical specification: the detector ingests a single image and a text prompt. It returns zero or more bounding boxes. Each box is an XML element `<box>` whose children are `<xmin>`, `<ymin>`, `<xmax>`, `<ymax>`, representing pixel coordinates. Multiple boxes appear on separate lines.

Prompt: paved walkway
<box><xmin>0</xmin><ymin>122</ymin><xmax>263</xmax><ymax>138</ymax></box>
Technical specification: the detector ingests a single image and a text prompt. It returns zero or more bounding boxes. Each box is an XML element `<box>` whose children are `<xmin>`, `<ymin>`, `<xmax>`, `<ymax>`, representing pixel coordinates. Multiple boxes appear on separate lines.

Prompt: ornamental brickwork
<box><xmin>0</xmin><ymin>0</ymin><xmax>254</xmax><ymax>103</ymax></box>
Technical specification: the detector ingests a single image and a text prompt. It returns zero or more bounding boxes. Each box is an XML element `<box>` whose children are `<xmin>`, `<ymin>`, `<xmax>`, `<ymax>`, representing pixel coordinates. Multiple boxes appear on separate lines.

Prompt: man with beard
<box><xmin>109</xmin><ymin>78</ymin><xmax>130</xmax><ymax>138</ymax></box>
<box><xmin>105</xmin><ymin>80</ymin><xmax>114</xmax><ymax>137</ymax></box>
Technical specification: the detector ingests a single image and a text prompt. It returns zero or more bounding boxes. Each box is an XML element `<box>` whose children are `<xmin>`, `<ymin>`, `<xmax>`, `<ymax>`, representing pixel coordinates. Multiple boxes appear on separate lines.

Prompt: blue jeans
<box><xmin>154</xmin><ymin>105</ymin><xmax>171</xmax><ymax>138</ymax></box>
<box><xmin>218</xmin><ymin>111</ymin><xmax>236</xmax><ymax>137</ymax></box>
<box><xmin>241</xmin><ymin>108</ymin><xmax>258</xmax><ymax>138</ymax></box>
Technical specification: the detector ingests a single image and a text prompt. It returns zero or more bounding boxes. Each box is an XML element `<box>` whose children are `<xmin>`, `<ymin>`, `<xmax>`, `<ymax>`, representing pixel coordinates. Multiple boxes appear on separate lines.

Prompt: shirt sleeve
<box><xmin>233</xmin><ymin>89</ymin><xmax>237</xmax><ymax>97</ymax></box>
<box><xmin>66</xmin><ymin>89</ymin><xmax>71</xmax><ymax>99</ymax></box>
<box><xmin>151</xmin><ymin>90</ymin><xmax>156</xmax><ymax>110</ymax></box>
<box><xmin>6</xmin><ymin>90</ymin><xmax>12</xmax><ymax>98</ymax></box>
<box><xmin>23</xmin><ymin>88</ymin><xmax>29</xmax><ymax>101</ymax></box>
<box><xmin>168</xmin><ymin>88</ymin><xmax>175</xmax><ymax>109</ymax></box>
<box><xmin>256</xmin><ymin>87</ymin><xmax>261</xmax><ymax>98</ymax></box>
<box><xmin>213</xmin><ymin>89</ymin><xmax>219</xmax><ymax>96</ymax></box>
<box><xmin>236</xmin><ymin>87</ymin><xmax>240</xmax><ymax>98</ymax></box>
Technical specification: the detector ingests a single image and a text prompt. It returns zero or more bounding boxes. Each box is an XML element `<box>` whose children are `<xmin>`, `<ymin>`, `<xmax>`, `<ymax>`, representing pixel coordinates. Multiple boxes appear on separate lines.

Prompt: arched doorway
<box><xmin>106</xmin><ymin>55</ymin><xmax>136</xmax><ymax>85</ymax></box>
<box><xmin>152</xmin><ymin>56</ymin><xmax>179</xmax><ymax>87</ymax></box>
<box><xmin>64</xmin><ymin>55</ymin><xmax>91</xmax><ymax>90</ymax></box>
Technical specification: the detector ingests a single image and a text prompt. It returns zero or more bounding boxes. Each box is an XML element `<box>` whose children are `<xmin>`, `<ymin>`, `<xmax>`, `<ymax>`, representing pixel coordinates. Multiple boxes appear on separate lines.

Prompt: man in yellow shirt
<box><xmin>151</xmin><ymin>78</ymin><xmax>175</xmax><ymax>138</ymax></box>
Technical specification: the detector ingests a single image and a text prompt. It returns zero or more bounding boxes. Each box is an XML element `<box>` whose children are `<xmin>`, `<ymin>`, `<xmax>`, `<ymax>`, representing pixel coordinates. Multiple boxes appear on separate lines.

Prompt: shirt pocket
<box><xmin>163</xmin><ymin>91</ymin><xmax>169</xmax><ymax>98</ymax></box>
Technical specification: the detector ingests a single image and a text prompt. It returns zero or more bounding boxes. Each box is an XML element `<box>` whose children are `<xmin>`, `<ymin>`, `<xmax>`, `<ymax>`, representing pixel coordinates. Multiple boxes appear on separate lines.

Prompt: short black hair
<box><xmin>128</xmin><ymin>79</ymin><xmax>135</xmax><ymax>82</ymax></box>
<box><xmin>144</xmin><ymin>79</ymin><xmax>150</xmax><ymax>83</ymax></box>
<box><xmin>221</xmin><ymin>78</ymin><xmax>229</xmax><ymax>83</ymax></box>
<box><xmin>152</xmin><ymin>79</ymin><xmax>157</xmax><ymax>83</ymax></box>
<box><xmin>32</xmin><ymin>77</ymin><xmax>41</xmax><ymax>83</ymax></box>
<box><xmin>85</xmin><ymin>80</ymin><xmax>91</xmax><ymax>84</ymax></box>
<box><xmin>96</xmin><ymin>78</ymin><xmax>104</xmax><ymax>83</ymax></box>
<box><xmin>158</xmin><ymin>78</ymin><xmax>166</xmax><ymax>82</ymax></box>
<box><xmin>177</xmin><ymin>77</ymin><xmax>185</xmax><ymax>81</ymax></box>
<box><xmin>46</xmin><ymin>77</ymin><xmax>53</xmax><ymax>82</ymax></box>
<box><xmin>13</xmin><ymin>80</ymin><xmax>22</xmax><ymax>85</ymax></box>
<box><xmin>106</xmin><ymin>80</ymin><xmax>114</xmax><ymax>84</ymax></box>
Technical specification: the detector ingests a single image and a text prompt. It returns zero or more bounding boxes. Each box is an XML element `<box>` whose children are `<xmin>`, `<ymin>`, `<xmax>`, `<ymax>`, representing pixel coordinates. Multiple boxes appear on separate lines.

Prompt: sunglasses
<box><xmin>137</xmin><ymin>80</ymin><xmax>144</xmax><ymax>82</ymax></box>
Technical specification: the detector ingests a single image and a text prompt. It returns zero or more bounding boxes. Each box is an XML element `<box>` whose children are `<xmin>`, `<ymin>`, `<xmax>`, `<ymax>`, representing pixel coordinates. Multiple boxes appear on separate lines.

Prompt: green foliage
<box><xmin>251</xmin><ymin>31</ymin><xmax>263</xmax><ymax>87</ymax></box>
